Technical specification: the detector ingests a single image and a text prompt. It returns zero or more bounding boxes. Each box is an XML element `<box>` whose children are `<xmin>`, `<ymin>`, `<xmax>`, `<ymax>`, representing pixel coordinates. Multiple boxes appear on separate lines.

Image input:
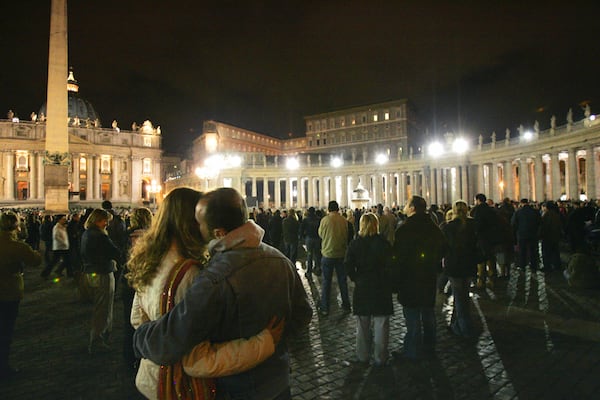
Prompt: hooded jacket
<box><xmin>133</xmin><ymin>220</ymin><xmax>313</xmax><ymax>399</ymax></box>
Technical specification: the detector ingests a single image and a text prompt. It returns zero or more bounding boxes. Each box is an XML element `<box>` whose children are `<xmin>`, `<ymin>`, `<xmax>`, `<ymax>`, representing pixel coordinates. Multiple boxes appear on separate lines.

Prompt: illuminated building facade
<box><xmin>0</xmin><ymin>72</ymin><xmax>162</xmax><ymax>208</ymax></box>
<box><xmin>166</xmin><ymin>102</ymin><xmax>599</xmax><ymax>209</ymax></box>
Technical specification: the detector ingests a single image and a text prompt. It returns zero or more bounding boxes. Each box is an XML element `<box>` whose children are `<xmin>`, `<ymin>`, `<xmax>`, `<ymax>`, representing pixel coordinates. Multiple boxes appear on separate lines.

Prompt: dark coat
<box><xmin>442</xmin><ymin>218</ymin><xmax>478</xmax><ymax>278</ymax></box>
<box><xmin>471</xmin><ymin>202</ymin><xmax>500</xmax><ymax>255</ymax></box>
<box><xmin>540</xmin><ymin>209</ymin><xmax>562</xmax><ymax>244</ymax></box>
<box><xmin>80</xmin><ymin>226</ymin><xmax>121</xmax><ymax>274</ymax></box>
<box><xmin>282</xmin><ymin>216</ymin><xmax>300</xmax><ymax>244</ymax></box>
<box><xmin>344</xmin><ymin>234</ymin><xmax>393</xmax><ymax>316</ymax></box>
<box><xmin>392</xmin><ymin>213</ymin><xmax>446</xmax><ymax>308</ymax></box>
<box><xmin>511</xmin><ymin>205</ymin><xmax>541</xmax><ymax>240</ymax></box>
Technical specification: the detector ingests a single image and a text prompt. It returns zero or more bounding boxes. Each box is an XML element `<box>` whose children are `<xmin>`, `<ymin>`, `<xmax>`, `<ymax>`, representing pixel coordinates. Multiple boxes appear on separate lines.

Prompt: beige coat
<box><xmin>131</xmin><ymin>247</ymin><xmax>275</xmax><ymax>400</ymax></box>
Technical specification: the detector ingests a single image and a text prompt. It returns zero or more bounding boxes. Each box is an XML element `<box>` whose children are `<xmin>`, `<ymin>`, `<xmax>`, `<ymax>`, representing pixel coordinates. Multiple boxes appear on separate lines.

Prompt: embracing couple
<box><xmin>129</xmin><ymin>187</ymin><xmax>312</xmax><ymax>400</ymax></box>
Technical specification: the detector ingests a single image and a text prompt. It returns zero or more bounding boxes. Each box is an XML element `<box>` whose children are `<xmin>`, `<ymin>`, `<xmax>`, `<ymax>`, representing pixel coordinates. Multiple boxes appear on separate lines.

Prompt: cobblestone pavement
<box><xmin>2</xmin><ymin>257</ymin><xmax>600</xmax><ymax>399</ymax></box>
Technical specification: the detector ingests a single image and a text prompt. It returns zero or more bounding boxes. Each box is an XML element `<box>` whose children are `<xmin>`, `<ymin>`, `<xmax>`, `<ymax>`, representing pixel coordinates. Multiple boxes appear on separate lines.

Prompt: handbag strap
<box><xmin>160</xmin><ymin>259</ymin><xmax>198</xmax><ymax>315</ymax></box>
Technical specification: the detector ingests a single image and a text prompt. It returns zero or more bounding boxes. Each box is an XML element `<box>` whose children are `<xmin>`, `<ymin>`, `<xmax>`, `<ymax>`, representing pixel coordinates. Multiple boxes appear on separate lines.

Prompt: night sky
<box><xmin>2</xmin><ymin>1</ymin><xmax>600</xmax><ymax>154</ymax></box>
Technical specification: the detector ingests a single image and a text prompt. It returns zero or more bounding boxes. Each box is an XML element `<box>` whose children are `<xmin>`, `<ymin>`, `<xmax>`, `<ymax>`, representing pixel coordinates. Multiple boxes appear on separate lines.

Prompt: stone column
<box><xmin>94</xmin><ymin>155</ymin><xmax>102</xmax><ymax>200</ymax></box>
<box><xmin>29</xmin><ymin>152</ymin><xmax>37</xmax><ymax>199</ymax></box>
<box><xmin>389</xmin><ymin>173</ymin><xmax>397</xmax><ymax>206</ymax></box>
<box><xmin>519</xmin><ymin>158</ymin><xmax>530</xmax><ymax>200</ymax></box>
<box><xmin>111</xmin><ymin>156</ymin><xmax>119</xmax><ymax>201</ymax></box>
<box><xmin>5</xmin><ymin>152</ymin><xmax>15</xmax><ymax>200</ymax></box>
<box><xmin>86</xmin><ymin>155</ymin><xmax>94</xmax><ymax>201</ymax></box>
<box><xmin>131</xmin><ymin>157</ymin><xmax>142</xmax><ymax>203</ymax></box>
<box><xmin>37</xmin><ymin>154</ymin><xmax>44</xmax><ymax>200</ymax></box>
<box><xmin>44</xmin><ymin>0</ymin><xmax>69</xmax><ymax>212</ymax></box>
<box><xmin>504</xmin><ymin>161</ymin><xmax>515</xmax><ymax>200</ymax></box>
<box><xmin>318</xmin><ymin>176</ymin><xmax>325</xmax><ymax>207</ymax></box>
<box><xmin>477</xmin><ymin>164</ymin><xmax>484</xmax><ymax>195</ymax></box>
<box><xmin>306</xmin><ymin>177</ymin><xmax>313</xmax><ymax>207</ymax></box>
<box><xmin>436</xmin><ymin>168</ymin><xmax>443</xmax><ymax>206</ymax></box>
<box><xmin>71</xmin><ymin>155</ymin><xmax>79</xmax><ymax>201</ymax></box>
<box><xmin>274</xmin><ymin>178</ymin><xmax>281</xmax><ymax>209</ymax></box>
<box><xmin>461</xmin><ymin>165</ymin><xmax>469</xmax><ymax>201</ymax></box>
<box><xmin>586</xmin><ymin>146</ymin><xmax>596</xmax><ymax>200</ymax></box>
<box><xmin>341</xmin><ymin>174</ymin><xmax>348</xmax><ymax>208</ymax></box>
<box><xmin>262</xmin><ymin>177</ymin><xmax>269</xmax><ymax>207</ymax></box>
<box><xmin>490</xmin><ymin>162</ymin><xmax>499</xmax><ymax>202</ymax></box>
<box><xmin>534</xmin><ymin>154</ymin><xmax>545</xmax><ymax>202</ymax></box>
<box><xmin>251</xmin><ymin>177</ymin><xmax>257</xmax><ymax>198</ymax></box>
<box><xmin>550</xmin><ymin>153</ymin><xmax>561</xmax><ymax>200</ymax></box>
<box><xmin>567</xmin><ymin>148</ymin><xmax>579</xmax><ymax>200</ymax></box>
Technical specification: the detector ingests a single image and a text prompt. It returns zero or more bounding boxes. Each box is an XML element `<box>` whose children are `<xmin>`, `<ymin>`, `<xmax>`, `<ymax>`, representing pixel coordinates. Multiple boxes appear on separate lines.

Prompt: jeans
<box><xmin>304</xmin><ymin>237</ymin><xmax>321</xmax><ymax>274</ymax></box>
<box><xmin>518</xmin><ymin>238</ymin><xmax>539</xmax><ymax>270</ymax></box>
<box><xmin>448</xmin><ymin>277</ymin><xmax>473</xmax><ymax>337</ymax></box>
<box><xmin>542</xmin><ymin>240</ymin><xmax>561</xmax><ymax>270</ymax></box>
<box><xmin>320</xmin><ymin>257</ymin><xmax>350</xmax><ymax>312</ymax></box>
<box><xmin>283</xmin><ymin>241</ymin><xmax>298</xmax><ymax>265</ymax></box>
<box><xmin>402</xmin><ymin>306</ymin><xmax>436</xmax><ymax>359</ymax></box>
<box><xmin>356</xmin><ymin>315</ymin><xmax>390</xmax><ymax>365</ymax></box>
<box><xmin>0</xmin><ymin>300</ymin><xmax>19</xmax><ymax>371</ymax></box>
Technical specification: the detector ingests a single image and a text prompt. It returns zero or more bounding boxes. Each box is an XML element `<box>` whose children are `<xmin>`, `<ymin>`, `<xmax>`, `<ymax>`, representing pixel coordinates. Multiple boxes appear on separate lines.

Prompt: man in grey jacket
<box><xmin>133</xmin><ymin>187</ymin><xmax>312</xmax><ymax>400</ymax></box>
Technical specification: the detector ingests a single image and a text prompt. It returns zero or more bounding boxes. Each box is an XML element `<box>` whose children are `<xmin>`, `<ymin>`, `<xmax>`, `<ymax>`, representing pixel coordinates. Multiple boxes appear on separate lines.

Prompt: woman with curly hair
<box><xmin>128</xmin><ymin>187</ymin><xmax>280</xmax><ymax>400</ymax></box>
<box><xmin>121</xmin><ymin>207</ymin><xmax>153</xmax><ymax>369</ymax></box>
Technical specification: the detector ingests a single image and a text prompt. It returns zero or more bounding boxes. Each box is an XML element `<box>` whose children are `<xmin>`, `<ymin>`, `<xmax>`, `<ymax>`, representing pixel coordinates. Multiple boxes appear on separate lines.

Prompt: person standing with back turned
<box><xmin>133</xmin><ymin>187</ymin><xmax>312</xmax><ymax>400</ymax></box>
<box><xmin>318</xmin><ymin>200</ymin><xmax>351</xmax><ymax>316</ymax></box>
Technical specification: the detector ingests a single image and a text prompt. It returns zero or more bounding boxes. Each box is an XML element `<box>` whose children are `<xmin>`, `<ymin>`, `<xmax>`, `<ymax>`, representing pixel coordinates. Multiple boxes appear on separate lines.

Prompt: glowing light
<box><xmin>522</xmin><ymin>131</ymin><xmax>534</xmax><ymax>141</ymax></box>
<box><xmin>286</xmin><ymin>157</ymin><xmax>300</xmax><ymax>170</ymax></box>
<box><xmin>590</xmin><ymin>115</ymin><xmax>596</xmax><ymax>121</ymax></box>
<box><xmin>428</xmin><ymin>141</ymin><xmax>444</xmax><ymax>158</ymax></box>
<box><xmin>330</xmin><ymin>156</ymin><xmax>343</xmax><ymax>168</ymax></box>
<box><xmin>452</xmin><ymin>137</ymin><xmax>469</xmax><ymax>154</ymax></box>
<box><xmin>375</xmin><ymin>153</ymin><xmax>388</xmax><ymax>165</ymax></box>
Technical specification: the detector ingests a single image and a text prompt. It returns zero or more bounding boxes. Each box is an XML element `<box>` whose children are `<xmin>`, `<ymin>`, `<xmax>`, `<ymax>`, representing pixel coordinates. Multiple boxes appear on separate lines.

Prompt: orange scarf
<box><xmin>157</xmin><ymin>259</ymin><xmax>216</xmax><ymax>400</ymax></box>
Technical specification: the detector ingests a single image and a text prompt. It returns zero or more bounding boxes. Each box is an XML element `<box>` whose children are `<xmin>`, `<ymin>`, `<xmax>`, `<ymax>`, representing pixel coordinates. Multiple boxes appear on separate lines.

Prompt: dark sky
<box><xmin>2</xmin><ymin>1</ymin><xmax>600</xmax><ymax>154</ymax></box>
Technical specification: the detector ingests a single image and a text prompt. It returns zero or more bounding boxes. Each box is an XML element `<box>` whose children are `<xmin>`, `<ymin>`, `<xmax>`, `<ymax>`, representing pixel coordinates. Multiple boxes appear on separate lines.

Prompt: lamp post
<box><xmin>146</xmin><ymin>179</ymin><xmax>161</xmax><ymax>211</ymax></box>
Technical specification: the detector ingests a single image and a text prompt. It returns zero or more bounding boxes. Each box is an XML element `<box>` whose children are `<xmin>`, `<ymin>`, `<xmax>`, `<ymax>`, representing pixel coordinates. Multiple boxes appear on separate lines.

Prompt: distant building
<box><xmin>0</xmin><ymin>71</ymin><xmax>162</xmax><ymax>208</ymax></box>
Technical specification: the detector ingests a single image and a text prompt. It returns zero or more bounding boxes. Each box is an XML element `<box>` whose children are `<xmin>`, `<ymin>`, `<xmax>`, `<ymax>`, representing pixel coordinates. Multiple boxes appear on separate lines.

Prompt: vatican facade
<box><xmin>0</xmin><ymin>71</ymin><xmax>162</xmax><ymax>209</ymax></box>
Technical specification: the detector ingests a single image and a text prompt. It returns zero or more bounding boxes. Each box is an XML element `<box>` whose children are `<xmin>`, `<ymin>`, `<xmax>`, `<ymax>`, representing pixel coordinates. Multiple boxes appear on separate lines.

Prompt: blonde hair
<box><xmin>452</xmin><ymin>200</ymin><xmax>469</xmax><ymax>222</ymax></box>
<box><xmin>127</xmin><ymin>187</ymin><xmax>207</xmax><ymax>291</ymax></box>
<box><xmin>358</xmin><ymin>212</ymin><xmax>379</xmax><ymax>237</ymax></box>
<box><xmin>445</xmin><ymin>209</ymin><xmax>454</xmax><ymax>222</ymax></box>
<box><xmin>130</xmin><ymin>207</ymin><xmax>152</xmax><ymax>230</ymax></box>
<box><xmin>84</xmin><ymin>209</ymin><xmax>111</xmax><ymax>230</ymax></box>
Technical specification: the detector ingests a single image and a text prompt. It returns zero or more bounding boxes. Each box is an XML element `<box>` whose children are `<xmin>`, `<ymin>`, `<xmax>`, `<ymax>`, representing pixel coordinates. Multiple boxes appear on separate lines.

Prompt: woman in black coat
<box><xmin>344</xmin><ymin>213</ymin><xmax>393</xmax><ymax>366</ymax></box>
<box><xmin>442</xmin><ymin>200</ymin><xmax>477</xmax><ymax>338</ymax></box>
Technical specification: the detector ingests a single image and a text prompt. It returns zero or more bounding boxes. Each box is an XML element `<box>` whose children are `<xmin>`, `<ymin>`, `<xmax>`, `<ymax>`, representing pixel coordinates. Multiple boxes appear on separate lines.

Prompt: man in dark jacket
<box><xmin>282</xmin><ymin>209</ymin><xmax>300</xmax><ymax>266</ymax></box>
<box><xmin>511</xmin><ymin>198</ymin><xmax>541</xmax><ymax>271</ymax></box>
<box><xmin>300</xmin><ymin>207</ymin><xmax>321</xmax><ymax>279</ymax></box>
<box><xmin>540</xmin><ymin>201</ymin><xmax>562</xmax><ymax>271</ymax></box>
<box><xmin>392</xmin><ymin>196</ymin><xmax>446</xmax><ymax>360</ymax></box>
<box><xmin>133</xmin><ymin>188</ymin><xmax>312</xmax><ymax>400</ymax></box>
<box><xmin>471</xmin><ymin>193</ymin><xmax>500</xmax><ymax>288</ymax></box>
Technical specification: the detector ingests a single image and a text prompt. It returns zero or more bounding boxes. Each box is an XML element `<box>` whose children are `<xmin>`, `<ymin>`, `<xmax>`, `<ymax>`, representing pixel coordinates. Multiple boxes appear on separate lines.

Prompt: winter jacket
<box><xmin>392</xmin><ymin>213</ymin><xmax>446</xmax><ymax>308</ymax></box>
<box><xmin>319</xmin><ymin>211</ymin><xmax>348</xmax><ymax>258</ymax></box>
<box><xmin>80</xmin><ymin>226</ymin><xmax>121</xmax><ymax>274</ymax></box>
<box><xmin>133</xmin><ymin>220</ymin><xmax>312</xmax><ymax>400</ymax></box>
<box><xmin>131</xmin><ymin>247</ymin><xmax>275</xmax><ymax>400</ymax></box>
<box><xmin>442</xmin><ymin>218</ymin><xmax>478</xmax><ymax>278</ymax></box>
<box><xmin>344</xmin><ymin>234</ymin><xmax>393</xmax><ymax>316</ymax></box>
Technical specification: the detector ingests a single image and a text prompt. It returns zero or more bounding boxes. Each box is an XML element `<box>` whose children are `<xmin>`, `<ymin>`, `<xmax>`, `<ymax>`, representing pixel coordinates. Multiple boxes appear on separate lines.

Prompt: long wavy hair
<box><xmin>127</xmin><ymin>187</ymin><xmax>207</xmax><ymax>291</ymax></box>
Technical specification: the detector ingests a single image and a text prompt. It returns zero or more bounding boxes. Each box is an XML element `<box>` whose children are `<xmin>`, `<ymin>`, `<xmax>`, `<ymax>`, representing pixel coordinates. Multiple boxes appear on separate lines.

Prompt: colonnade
<box><xmin>228</xmin><ymin>144</ymin><xmax>598</xmax><ymax>210</ymax></box>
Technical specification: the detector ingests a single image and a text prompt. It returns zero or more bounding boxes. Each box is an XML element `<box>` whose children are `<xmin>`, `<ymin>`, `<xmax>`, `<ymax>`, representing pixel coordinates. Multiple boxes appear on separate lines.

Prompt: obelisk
<box><xmin>44</xmin><ymin>0</ymin><xmax>70</xmax><ymax>213</ymax></box>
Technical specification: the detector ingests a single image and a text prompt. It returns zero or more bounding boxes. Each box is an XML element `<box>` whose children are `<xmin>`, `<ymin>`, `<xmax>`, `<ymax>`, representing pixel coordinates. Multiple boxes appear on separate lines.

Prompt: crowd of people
<box><xmin>1</xmin><ymin>189</ymin><xmax>600</xmax><ymax>398</ymax></box>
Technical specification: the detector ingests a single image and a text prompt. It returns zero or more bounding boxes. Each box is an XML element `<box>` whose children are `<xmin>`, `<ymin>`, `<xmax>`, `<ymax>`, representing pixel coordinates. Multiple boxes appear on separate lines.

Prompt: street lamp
<box><xmin>146</xmin><ymin>179</ymin><xmax>161</xmax><ymax>211</ymax></box>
